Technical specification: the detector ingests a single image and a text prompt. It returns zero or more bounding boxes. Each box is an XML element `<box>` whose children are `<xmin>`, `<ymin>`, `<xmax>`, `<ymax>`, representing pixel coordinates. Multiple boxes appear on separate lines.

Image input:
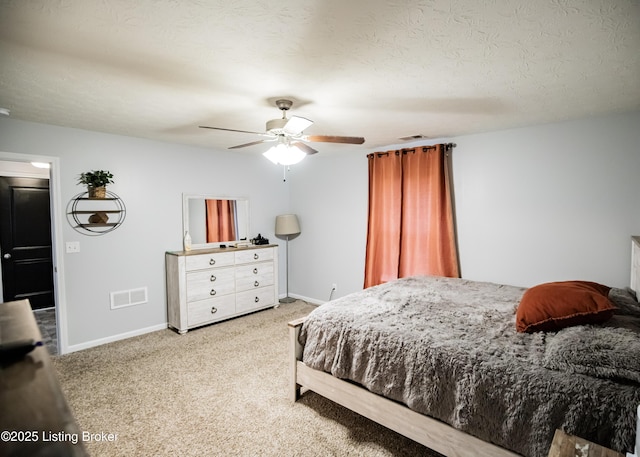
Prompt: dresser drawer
<box><xmin>236</xmin><ymin>286</ymin><xmax>276</xmax><ymax>314</ymax></box>
<box><xmin>235</xmin><ymin>262</ymin><xmax>274</xmax><ymax>291</ymax></box>
<box><xmin>186</xmin><ymin>251</ymin><xmax>235</xmax><ymax>271</ymax></box>
<box><xmin>187</xmin><ymin>295</ymin><xmax>236</xmax><ymax>326</ymax></box>
<box><xmin>186</xmin><ymin>267</ymin><xmax>235</xmax><ymax>302</ymax></box>
<box><xmin>235</xmin><ymin>248</ymin><xmax>273</xmax><ymax>265</ymax></box>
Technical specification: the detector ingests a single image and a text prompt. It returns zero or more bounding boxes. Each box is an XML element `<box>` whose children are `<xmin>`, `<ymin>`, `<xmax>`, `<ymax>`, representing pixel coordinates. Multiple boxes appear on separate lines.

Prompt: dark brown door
<box><xmin>0</xmin><ymin>176</ymin><xmax>54</xmax><ymax>310</ymax></box>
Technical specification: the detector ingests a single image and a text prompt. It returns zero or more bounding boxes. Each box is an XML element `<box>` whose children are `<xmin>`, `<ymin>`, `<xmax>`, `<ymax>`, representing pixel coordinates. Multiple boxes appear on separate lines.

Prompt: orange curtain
<box><xmin>364</xmin><ymin>144</ymin><xmax>459</xmax><ymax>288</ymax></box>
<box><xmin>206</xmin><ymin>200</ymin><xmax>237</xmax><ymax>243</ymax></box>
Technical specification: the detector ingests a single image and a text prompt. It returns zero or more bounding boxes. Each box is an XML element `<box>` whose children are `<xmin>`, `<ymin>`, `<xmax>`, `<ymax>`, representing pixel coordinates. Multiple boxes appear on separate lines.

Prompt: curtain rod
<box><xmin>367</xmin><ymin>143</ymin><xmax>456</xmax><ymax>158</ymax></box>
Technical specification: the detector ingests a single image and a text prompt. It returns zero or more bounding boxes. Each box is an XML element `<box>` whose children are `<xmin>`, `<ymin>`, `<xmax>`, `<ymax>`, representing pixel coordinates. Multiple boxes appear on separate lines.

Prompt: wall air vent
<box><xmin>110</xmin><ymin>287</ymin><xmax>148</xmax><ymax>310</ymax></box>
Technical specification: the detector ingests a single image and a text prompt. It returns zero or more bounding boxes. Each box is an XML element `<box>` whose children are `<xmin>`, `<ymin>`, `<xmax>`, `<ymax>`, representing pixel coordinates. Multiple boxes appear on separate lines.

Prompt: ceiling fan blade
<box><xmin>291</xmin><ymin>141</ymin><xmax>318</xmax><ymax>155</ymax></box>
<box><xmin>228</xmin><ymin>138</ymin><xmax>276</xmax><ymax>149</ymax></box>
<box><xmin>303</xmin><ymin>135</ymin><xmax>365</xmax><ymax>144</ymax></box>
<box><xmin>199</xmin><ymin>125</ymin><xmax>271</xmax><ymax>137</ymax></box>
<box><xmin>283</xmin><ymin>116</ymin><xmax>314</xmax><ymax>135</ymax></box>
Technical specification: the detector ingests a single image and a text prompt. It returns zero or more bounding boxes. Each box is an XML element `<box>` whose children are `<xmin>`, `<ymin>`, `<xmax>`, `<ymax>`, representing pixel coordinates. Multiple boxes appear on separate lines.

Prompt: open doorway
<box><xmin>0</xmin><ymin>155</ymin><xmax>66</xmax><ymax>354</ymax></box>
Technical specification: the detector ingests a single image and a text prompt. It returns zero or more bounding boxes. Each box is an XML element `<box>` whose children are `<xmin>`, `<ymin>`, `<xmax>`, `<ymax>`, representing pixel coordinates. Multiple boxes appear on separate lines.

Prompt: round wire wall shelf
<box><xmin>67</xmin><ymin>190</ymin><xmax>126</xmax><ymax>236</ymax></box>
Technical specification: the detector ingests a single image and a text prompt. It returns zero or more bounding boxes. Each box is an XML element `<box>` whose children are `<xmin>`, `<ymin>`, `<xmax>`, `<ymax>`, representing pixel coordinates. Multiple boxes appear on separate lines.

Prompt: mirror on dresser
<box><xmin>182</xmin><ymin>194</ymin><xmax>250</xmax><ymax>249</ymax></box>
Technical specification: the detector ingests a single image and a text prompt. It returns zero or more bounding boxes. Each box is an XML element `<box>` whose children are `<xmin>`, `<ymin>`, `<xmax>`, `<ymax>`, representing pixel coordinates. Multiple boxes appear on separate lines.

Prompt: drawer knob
<box><xmin>209</xmin><ymin>258</ymin><xmax>216</xmax><ymax>265</ymax></box>
<box><xmin>253</xmin><ymin>268</ymin><xmax>258</xmax><ymax>274</ymax></box>
<box><xmin>210</xmin><ymin>289</ymin><xmax>217</xmax><ymax>296</ymax></box>
<box><xmin>254</xmin><ymin>253</ymin><xmax>259</xmax><ymax>260</ymax></box>
<box><xmin>254</xmin><ymin>280</ymin><xmax>259</xmax><ymax>287</ymax></box>
<box><xmin>210</xmin><ymin>275</ymin><xmax>216</xmax><ymax>282</ymax></box>
<box><xmin>254</xmin><ymin>296</ymin><xmax>259</xmax><ymax>303</ymax></box>
<box><xmin>211</xmin><ymin>306</ymin><xmax>217</xmax><ymax>314</ymax></box>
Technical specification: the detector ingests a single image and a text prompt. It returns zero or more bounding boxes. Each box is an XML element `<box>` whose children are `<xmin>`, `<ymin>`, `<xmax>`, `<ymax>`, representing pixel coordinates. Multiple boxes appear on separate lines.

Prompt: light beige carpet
<box><xmin>52</xmin><ymin>301</ymin><xmax>441</xmax><ymax>457</ymax></box>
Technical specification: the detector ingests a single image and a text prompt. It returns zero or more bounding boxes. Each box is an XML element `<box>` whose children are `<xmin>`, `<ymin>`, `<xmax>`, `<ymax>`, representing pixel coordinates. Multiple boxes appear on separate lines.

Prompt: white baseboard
<box><xmin>66</xmin><ymin>295</ymin><xmax>323</xmax><ymax>354</ymax></box>
<box><xmin>285</xmin><ymin>293</ymin><xmax>323</xmax><ymax>306</ymax></box>
<box><xmin>65</xmin><ymin>323</ymin><xmax>168</xmax><ymax>354</ymax></box>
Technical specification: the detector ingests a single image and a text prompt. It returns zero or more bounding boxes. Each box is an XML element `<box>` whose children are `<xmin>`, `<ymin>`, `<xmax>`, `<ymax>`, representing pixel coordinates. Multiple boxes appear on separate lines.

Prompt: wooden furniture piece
<box><xmin>67</xmin><ymin>190</ymin><xmax>126</xmax><ymax>235</ymax></box>
<box><xmin>547</xmin><ymin>429</ymin><xmax>623</xmax><ymax>457</ymax></box>
<box><xmin>288</xmin><ymin>236</ymin><xmax>640</xmax><ymax>457</ymax></box>
<box><xmin>0</xmin><ymin>299</ymin><xmax>88</xmax><ymax>457</ymax></box>
<box><xmin>288</xmin><ymin>317</ymin><xmax>519</xmax><ymax>457</ymax></box>
<box><xmin>166</xmin><ymin>244</ymin><xmax>279</xmax><ymax>334</ymax></box>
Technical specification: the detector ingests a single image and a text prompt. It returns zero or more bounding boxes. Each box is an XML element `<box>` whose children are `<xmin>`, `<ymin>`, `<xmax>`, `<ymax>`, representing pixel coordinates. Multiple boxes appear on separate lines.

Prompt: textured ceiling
<box><xmin>0</xmin><ymin>0</ymin><xmax>639</xmax><ymax>155</ymax></box>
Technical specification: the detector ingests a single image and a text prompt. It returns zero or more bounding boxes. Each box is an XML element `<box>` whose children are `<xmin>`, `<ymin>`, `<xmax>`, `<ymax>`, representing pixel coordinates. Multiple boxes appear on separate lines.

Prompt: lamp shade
<box><xmin>275</xmin><ymin>214</ymin><xmax>301</xmax><ymax>236</ymax></box>
<box><xmin>263</xmin><ymin>144</ymin><xmax>306</xmax><ymax>165</ymax></box>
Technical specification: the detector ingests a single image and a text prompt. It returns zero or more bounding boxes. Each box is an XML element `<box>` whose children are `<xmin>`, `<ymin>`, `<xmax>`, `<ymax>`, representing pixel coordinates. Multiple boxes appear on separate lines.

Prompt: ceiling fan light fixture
<box><xmin>200</xmin><ymin>98</ymin><xmax>365</xmax><ymax>155</ymax></box>
<box><xmin>263</xmin><ymin>143</ymin><xmax>306</xmax><ymax>165</ymax></box>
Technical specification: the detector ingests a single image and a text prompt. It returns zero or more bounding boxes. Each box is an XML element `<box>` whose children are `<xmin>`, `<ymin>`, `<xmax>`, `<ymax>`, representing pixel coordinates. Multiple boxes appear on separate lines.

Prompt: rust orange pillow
<box><xmin>516</xmin><ymin>281</ymin><xmax>615</xmax><ymax>333</ymax></box>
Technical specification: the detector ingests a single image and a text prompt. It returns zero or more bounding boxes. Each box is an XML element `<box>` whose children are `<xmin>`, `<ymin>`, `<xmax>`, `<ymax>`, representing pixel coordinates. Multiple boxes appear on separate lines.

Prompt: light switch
<box><xmin>66</xmin><ymin>241</ymin><xmax>80</xmax><ymax>253</ymax></box>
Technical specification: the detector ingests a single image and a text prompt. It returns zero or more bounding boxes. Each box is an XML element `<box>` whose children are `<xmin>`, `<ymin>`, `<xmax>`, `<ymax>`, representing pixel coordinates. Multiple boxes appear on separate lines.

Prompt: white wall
<box><xmin>286</xmin><ymin>151</ymin><xmax>369</xmax><ymax>302</ymax></box>
<box><xmin>453</xmin><ymin>111</ymin><xmax>640</xmax><ymax>288</ymax></box>
<box><xmin>0</xmin><ymin>118</ymin><xmax>290</xmax><ymax>352</ymax></box>
<box><xmin>2</xmin><ymin>111</ymin><xmax>638</xmax><ymax>351</ymax></box>
<box><xmin>288</xmin><ymin>111</ymin><xmax>640</xmax><ymax>302</ymax></box>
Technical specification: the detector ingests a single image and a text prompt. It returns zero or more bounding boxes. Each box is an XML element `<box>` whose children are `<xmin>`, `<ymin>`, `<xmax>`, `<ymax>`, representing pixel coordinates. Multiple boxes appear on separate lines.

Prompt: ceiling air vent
<box><xmin>399</xmin><ymin>134</ymin><xmax>430</xmax><ymax>141</ymax></box>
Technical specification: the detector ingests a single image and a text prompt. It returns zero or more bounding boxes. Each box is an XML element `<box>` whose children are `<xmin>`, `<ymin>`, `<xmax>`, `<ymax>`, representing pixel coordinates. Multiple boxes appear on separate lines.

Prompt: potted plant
<box><xmin>78</xmin><ymin>170</ymin><xmax>114</xmax><ymax>198</ymax></box>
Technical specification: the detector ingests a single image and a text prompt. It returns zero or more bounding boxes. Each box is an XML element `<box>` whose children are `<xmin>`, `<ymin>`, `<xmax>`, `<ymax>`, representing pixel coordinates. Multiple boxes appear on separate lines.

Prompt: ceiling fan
<box><xmin>199</xmin><ymin>99</ymin><xmax>365</xmax><ymax>156</ymax></box>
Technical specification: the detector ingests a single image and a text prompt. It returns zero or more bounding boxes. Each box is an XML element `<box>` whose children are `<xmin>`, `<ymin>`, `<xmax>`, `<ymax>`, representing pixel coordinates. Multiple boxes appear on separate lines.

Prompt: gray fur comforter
<box><xmin>299</xmin><ymin>276</ymin><xmax>640</xmax><ymax>457</ymax></box>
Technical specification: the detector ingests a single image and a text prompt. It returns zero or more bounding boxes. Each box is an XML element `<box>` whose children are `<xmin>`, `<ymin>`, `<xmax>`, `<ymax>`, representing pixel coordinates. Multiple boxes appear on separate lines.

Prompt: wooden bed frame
<box><xmin>288</xmin><ymin>317</ymin><xmax>519</xmax><ymax>457</ymax></box>
<box><xmin>288</xmin><ymin>236</ymin><xmax>640</xmax><ymax>457</ymax></box>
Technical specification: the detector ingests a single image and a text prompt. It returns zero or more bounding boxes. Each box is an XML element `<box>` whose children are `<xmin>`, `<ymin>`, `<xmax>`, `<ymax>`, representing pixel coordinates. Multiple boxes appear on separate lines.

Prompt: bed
<box><xmin>288</xmin><ymin>237</ymin><xmax>640</xmax><ymax>457</ymax></box>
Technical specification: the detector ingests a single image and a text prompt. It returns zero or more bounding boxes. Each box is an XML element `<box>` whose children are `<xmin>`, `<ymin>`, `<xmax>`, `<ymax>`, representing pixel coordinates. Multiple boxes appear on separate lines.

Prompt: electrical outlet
<box><xmin>331</xmin><ymin>283</ymin><xmax>337</xmax><ymax>291</ymax></box>
<box><xmin>66</xmin><ymin>241</ymin><xmax>80</xmax><ymax>253</ymax></box>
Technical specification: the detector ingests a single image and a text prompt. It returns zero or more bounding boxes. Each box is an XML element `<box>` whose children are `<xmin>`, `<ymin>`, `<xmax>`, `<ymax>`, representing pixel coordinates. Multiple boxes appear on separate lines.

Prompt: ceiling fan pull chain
<box><xmin>282</xmin><ymin>165</ymin><xmax>292</xmax><ymax>182</ymax></box>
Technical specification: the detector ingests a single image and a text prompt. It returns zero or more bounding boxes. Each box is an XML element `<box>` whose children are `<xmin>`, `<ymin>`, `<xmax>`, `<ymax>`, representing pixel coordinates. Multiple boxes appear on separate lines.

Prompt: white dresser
<box><xmin>165</xmin><ymin>244</ymin><xmax>279</xmax><ymax>334</ymax></box>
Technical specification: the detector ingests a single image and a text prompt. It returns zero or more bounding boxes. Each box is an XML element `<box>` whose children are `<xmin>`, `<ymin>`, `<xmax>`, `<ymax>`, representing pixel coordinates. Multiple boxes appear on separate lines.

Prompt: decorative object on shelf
<box><xmin>275</xmin><ymin>214</ymin><xmax>301</xmax><ymax>304</ymax></box>
<box><xmin>88</xmin><ymin>211</ymin><xmax>109</xmax><ymax>224</ymax></box>
<box><xmin>251</xmin><ymin>234</ymin><xmax>269</xmax><ymax>245</ymax></box>
<box><xmin>183</xmin><ymin>231</ymin><xmax>192</xmax><ymax>251</ymax></box>
<box><xmin>77</xmin><ymin>170</ymin><xmax>114</xmax><ymax>198</ymax></box>
<box><xmin>66</xmin><ymin>190</ymin><xmax>126</xmax><ymax>236</ymax></box>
